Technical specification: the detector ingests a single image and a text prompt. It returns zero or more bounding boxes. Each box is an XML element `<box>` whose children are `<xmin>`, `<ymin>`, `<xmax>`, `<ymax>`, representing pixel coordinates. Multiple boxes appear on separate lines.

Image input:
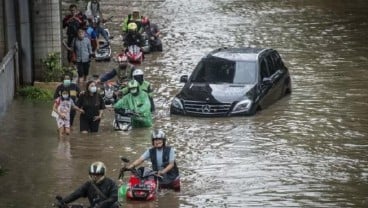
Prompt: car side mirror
<box><xmin>262</xmin><ymin>77</ymin><xmax>272</xmax><ymax>86</ymax></box>
<box><xmin>180</xmin><ymin>75</ymin><xmax>188</xmax><ymax>83</ymax></box>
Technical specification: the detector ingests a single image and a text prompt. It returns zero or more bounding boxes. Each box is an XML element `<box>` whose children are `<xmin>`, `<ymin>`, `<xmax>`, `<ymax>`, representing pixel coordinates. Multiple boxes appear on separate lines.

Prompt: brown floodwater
<box><xmin>1</xmin><ymin>0</ymin><xmax>368</xmax><ymax>207</ymax></box>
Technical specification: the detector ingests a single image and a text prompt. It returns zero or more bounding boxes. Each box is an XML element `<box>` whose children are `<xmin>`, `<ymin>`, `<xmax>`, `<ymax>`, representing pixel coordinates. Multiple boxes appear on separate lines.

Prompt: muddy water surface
<box><xmin>1</xmin><ymin>0</ymin><xmax>368</xmax><ymax>207</ymax></box>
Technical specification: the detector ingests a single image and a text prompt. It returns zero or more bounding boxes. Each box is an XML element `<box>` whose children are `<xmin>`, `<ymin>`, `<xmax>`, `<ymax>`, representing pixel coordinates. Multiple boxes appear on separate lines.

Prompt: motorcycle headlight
<box><xmin>232</xmin><ymin>99</ymin><xmax>252</xmax><ymax>113</ymax></box>
<box><xmin>171</xmin><ymin>97</ymin><xmax>183</xmax><ymax>110</ymax></box>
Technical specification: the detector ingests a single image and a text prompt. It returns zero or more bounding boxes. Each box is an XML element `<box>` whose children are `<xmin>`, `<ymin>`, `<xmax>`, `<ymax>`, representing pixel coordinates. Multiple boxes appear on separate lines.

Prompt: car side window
<box><xmin>266</xmin><ymin>55</ymin><xmax>276</xmax><ymax>75</ymax></box>
<box><xmin>260</xmin><ymin>58</ymin><xmax>270</xmax><ymax>80</ymax></box>
<box><xmin>272</xmin><ymin>51</ymin><xmax>283</xmax><ymax>70</ymax></box>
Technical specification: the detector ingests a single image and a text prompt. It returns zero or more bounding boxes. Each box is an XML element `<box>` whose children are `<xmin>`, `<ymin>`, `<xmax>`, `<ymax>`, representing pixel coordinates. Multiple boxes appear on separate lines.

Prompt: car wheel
<box><xmin>248</xmin><ymin>104</ymin><xmax>258</xmax><ymax>116</ymax></box>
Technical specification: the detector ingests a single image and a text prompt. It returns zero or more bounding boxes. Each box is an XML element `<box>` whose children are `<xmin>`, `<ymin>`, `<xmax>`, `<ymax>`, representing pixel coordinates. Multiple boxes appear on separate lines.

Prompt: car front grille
<box><xmin>183</xmin><ymin>100</ymin><xmax>232</xmax><ymax>115</ymax></box>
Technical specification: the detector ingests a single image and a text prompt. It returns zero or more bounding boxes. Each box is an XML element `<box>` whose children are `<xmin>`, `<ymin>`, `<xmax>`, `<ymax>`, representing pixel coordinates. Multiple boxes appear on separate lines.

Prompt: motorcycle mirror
<box><xmin>120</xmin><ymin>156</ymin><xmax>130</xmax><ymax>163</ymax></box>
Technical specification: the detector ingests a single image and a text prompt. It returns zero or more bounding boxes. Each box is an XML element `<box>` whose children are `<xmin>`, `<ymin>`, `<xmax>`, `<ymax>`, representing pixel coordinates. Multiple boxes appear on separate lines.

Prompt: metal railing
<box><xmin>0</xmin><ymin>42</ymin><xmax>19</xmax><ymax>115</ymax></box>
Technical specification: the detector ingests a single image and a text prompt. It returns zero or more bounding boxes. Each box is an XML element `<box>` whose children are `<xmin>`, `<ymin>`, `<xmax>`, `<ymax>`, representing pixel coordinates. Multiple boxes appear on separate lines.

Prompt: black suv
<box><xmin>170</xmin><ymin>47</ymin><xmax>291</xmax><ymax>116</ymax></box>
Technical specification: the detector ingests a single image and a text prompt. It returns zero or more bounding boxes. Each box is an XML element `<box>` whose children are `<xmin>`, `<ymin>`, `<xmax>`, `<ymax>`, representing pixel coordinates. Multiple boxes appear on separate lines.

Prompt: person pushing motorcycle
<box><xmin>127</xmin><ymin>129</ymin><xmax>180</xmax><ymax>191</ymax></box>
<box><xmin>113</xmin><ymin>80</ymin><xmax>152</xmax><ymax>127</ymax></box>
<box><xmin>123</xmin><ymin>22</ymin><xmax>144</xmax><ymax>48</ymax></box>
<box><xmin>96</xmin><ymin>55</ymin><xmax>135</xmax><ymax>86</ymax></box>
<box><xmin>55</xmin><ymin>161</ymin><xmax>119</xmax><ymax>208</ymax></box>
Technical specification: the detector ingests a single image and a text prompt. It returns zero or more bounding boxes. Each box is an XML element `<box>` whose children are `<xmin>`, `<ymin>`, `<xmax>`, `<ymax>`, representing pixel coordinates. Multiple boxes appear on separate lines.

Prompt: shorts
<box><xmin>56</xmin><ymin>117</ymin><xmax>71</xmax><ymax>129</ymax></box>
<box><xmin>76</xmin><ymin>62</ymin><xmax>90</xmax><ymax>77</ymax></box>
<box><xmin>80</xmin><ymin>115</ymin><xmax>100</xmax><ymax>132</ymax></box>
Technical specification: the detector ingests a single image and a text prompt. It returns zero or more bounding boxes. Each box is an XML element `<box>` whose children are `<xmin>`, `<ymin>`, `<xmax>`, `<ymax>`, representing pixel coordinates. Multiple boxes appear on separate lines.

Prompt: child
<box><xmin>53</xmin><ymin>90</ymin><xmax>84</xmax><ymax>137</ymax></box>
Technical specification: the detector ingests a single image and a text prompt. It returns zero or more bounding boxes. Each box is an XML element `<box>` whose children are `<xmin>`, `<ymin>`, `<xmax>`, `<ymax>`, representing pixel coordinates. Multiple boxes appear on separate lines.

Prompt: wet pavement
<box><xmin>1</xmin><ymin>0</ymin><xmax>368</xmax><ymax>207</ymax></box>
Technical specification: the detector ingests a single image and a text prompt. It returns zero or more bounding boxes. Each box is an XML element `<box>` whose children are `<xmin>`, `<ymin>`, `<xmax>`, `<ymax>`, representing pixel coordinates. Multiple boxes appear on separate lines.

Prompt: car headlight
<box><xmin>232</xmin><ymin>99</ymin><xmax>252</xmax><ymax>113</ymax></box>
<box><xmin>171</xmin><ymin>97</ymin><xmax>183</xmax><ymax>110</ymax></box>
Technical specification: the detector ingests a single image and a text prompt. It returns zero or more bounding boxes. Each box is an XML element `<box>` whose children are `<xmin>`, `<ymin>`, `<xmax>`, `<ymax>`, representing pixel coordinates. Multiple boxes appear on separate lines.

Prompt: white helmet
<box><xmin>132</xmin><ymin>69</ymin><xmax>144</xmax><ymax>76</ymax></box>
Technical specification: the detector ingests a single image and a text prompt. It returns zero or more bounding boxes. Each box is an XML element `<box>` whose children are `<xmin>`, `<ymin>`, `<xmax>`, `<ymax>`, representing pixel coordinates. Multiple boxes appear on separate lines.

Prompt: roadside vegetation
<box><xmin>17</xmin><ymin>52</ymin><xmax>72</xmax><ymax>101</ymax></box>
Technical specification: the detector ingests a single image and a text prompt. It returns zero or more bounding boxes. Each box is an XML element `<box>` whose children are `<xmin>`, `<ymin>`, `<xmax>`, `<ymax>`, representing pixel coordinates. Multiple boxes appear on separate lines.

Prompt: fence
<box><xmin>0</xmin><ymin>43</ymin><xmax>19</xmax><ymax>116</ymax></box>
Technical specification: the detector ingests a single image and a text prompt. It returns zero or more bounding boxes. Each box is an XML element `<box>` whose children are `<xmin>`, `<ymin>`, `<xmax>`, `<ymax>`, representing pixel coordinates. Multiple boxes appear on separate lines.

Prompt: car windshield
<box><xmin>190</xmin><ymin>57</ymin><xmax>257</xmax><ymax>84</ymax></box>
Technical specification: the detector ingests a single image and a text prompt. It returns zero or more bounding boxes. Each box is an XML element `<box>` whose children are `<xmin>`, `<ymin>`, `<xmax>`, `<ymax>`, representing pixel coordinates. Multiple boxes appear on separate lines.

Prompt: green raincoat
<box><xmin>113</xmin><ymin>91</ymin><xmax>152</xmax><ymax>127</ymax></box>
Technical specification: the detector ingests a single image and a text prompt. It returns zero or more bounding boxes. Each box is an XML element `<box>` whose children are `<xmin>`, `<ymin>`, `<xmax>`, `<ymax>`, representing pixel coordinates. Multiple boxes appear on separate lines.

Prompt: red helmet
<box><xmin>117</xmin><ymin>54</ymin><xmax>128</xmax><ymax>68</ymax></box>
<box><xmin>141</xmin><ymin>16</ymin><xmax>150</xmax><ymax>26</ymax></box>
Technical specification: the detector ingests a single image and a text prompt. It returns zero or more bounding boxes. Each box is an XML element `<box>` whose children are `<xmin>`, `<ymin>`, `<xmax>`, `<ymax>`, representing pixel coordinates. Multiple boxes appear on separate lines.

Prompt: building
<box><xmin>0</xmin><ymin>0</ymin><xmax>62</xmax><ymax>115</ymax></box>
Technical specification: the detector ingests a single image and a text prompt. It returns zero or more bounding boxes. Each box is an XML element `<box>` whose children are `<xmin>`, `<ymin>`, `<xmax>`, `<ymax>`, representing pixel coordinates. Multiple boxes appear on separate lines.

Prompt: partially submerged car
<box><xmin>170</xmin><ymin>47</ymin><xmax>291</xmax><ymax>116</ymax></box>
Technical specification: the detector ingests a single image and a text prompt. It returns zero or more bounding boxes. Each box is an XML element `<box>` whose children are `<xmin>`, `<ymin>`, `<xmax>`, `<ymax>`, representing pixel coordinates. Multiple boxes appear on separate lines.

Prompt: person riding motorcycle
<box><xmin>121</xmin><ymin>69</ymin><xmax>154</xmax><ymax>112</ymax></box>
<box><xmin>121</xmin><ymin>8</ymin><xmax>143</xmax><ymax>34</ymax></box>
<box><xmin>141</xmin><ymin>17</ymin><xmax>163</xmax><ymax>51</ymax></box>
<box><xmin>123</xmin><ymin>22</ymin><xmax>144</xmax><ymax>48</ymax></box>
<box><xmin>55</xmin><ymin>161</ymin><xmax>119</xmax><ymax>208</ymax></box>
<box><xmin>97</xmin><ymin>55</ymin><xmax>135</xmax><ymax>86</ymax></box>
<box><xmin>113</xmin><ymin>80</ymin><xmax>152</xmax><ymax>127</ymax></box>
<box><xmin>127</xmin><ymin>129</ymin><xmax>180</xmax><ymax>191</ymax></box>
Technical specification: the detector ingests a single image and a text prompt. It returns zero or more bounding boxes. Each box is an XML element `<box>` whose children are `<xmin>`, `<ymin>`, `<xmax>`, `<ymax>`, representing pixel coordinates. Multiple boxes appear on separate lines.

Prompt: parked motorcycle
<box><xmin>95</xmin><ymin>28</ymin><xmax>112</xmax><ymax>62</ymax></box>
<box><xmin>118</xmin><ymin>157</ymin><xmax>160</xmax><ymax>201</ymax></box>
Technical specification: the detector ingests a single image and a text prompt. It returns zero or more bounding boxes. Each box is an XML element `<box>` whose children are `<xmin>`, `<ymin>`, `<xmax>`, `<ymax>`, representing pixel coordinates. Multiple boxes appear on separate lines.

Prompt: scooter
<box><xmin>118</xmin><ymin>157</ymin><xmax>160</xmax><ymax>201</ymax></box>
<box><xmin>100</xmin><ymin>80</ymin><xmax>121</xmax><ymax>106</ymax></box>
<box><xmin>113</xmin><ymin>108</ymin><xmax>137</xmax><ymax>131</ymax></box>
<box><xmin>141</xmin><ymin>32</ymin><xmax>151</xmax><ymax>54</ymax></box>
<box><xmin>95</xmin><ymin>28</ymin><xmax>112</xmax><ymax>62</ymax></box>
<box><xmin>125</xmin><ymin>45</ymin><xmax>144</xmax><ymax>64</ymax></box>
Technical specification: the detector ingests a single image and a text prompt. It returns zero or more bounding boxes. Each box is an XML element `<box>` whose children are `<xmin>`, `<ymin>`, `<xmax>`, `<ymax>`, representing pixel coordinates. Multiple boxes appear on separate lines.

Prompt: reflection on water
<box><xmin>1</xmin><ymin>0</ymin><xmax>368</xmax><ymax>207</ymax></box>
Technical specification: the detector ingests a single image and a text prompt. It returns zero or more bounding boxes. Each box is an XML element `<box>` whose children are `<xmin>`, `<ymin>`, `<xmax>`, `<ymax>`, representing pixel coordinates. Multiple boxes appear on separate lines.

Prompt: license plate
<box><xmin>117</xmin><ymin>115</ymin><xmax>131</xmax><ymax>123</ymax></box>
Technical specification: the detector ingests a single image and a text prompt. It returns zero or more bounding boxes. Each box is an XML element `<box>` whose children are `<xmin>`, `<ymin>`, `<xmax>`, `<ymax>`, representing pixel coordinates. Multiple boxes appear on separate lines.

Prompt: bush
<box><xmin>0</xmin><ymin>165</ymin><xmax>7</xmax><ymax>176</ymax></box>
<box><xmin>42</xmin><ymin>52</ymin><xmax>67</xmax><ymax>82</ymax></box>
<box><xmin>17</xmin><ymin>86</ymin><xmax>53</xmax><ymax>100</ymax></box>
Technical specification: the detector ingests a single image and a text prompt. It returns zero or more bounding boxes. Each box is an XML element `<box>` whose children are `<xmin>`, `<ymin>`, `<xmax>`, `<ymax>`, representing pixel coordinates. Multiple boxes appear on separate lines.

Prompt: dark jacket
<box><xmin>62</xmin><ymin>12</ymin><xmax>86</xmax><ymax>37</ymax></box>
<box><xmin>123</xmin><ymin>32</ymin><xmax>144</xmax><ymax>47</ymax></box>
<box><xmin>77</xmin><ymin>93</ymin><xmax>106</xmax><ymax>121</ymax></box>
<box><xmin>63</xmin><ymin>177</ymin><xmax>118</xmax><ymax>208</ymax></box>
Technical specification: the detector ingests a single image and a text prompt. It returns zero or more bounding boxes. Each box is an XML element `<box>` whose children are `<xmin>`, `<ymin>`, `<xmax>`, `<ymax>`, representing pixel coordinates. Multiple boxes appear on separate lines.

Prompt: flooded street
<box><xmin>1</xmin><ymin>0</ymin><xmax>368</xmax><ymax>207</ymax></box>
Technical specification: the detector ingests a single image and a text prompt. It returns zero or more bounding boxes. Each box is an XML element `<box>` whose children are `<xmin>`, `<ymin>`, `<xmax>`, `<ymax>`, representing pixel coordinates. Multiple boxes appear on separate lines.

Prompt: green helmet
<box><xmin>127</xmin><ymin>22</ymin><xmax>137</xmax><ymax>31</ymax></box>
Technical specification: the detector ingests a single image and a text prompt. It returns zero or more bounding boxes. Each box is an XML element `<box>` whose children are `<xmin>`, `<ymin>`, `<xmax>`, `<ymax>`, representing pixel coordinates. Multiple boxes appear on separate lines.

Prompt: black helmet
<box><xmin>151</xmin><ymin>129</ymin><xmax>166</xmax><ymax>146</ymax></box>
<box><xmin>89</xmin><ymin>161</ymin><xmax>106</xmax><ymax>176</ymax></box>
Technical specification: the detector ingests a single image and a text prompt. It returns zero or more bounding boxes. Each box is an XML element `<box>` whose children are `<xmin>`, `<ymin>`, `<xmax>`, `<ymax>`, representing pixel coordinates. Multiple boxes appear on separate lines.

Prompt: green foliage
<box><xmin>0</xmin><ymin>165</ymin><xmax>8</xmax><ymax>176</ymax></box>
<box><xmin>41</xmin><ymin>52</ymin><xmax>67</xmax><ymax>82</ymax></box>
<box><xmin>17</xmin><ymin>86</ymin><xmax>53</xmax><ymax>101</ymax></box>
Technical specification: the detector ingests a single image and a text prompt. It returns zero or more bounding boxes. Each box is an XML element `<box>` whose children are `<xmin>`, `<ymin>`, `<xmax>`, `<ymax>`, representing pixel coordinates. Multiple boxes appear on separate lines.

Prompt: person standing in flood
<box><xmin>53</xmin><ymin>90</ymin><xmax>84</xmax><ymax>137</ymax></box>
<box><xmin>62</xmin><ymin>4</ymin><xmax>87</xmax><ymax>64</ymax></box>
<box><xmin>54</xmin><ymin>72</ymin><xmax>80</xmax><ymax>127</ymax></box>
<box><xmin>77</xmin><ymin>81</ymin><xmax>105</xmax><ymax>133</ymax></box>
<box><xmin>71</xmin><ymin>29</ymin><xmax>93</xmax><ymax>84</ymax></box>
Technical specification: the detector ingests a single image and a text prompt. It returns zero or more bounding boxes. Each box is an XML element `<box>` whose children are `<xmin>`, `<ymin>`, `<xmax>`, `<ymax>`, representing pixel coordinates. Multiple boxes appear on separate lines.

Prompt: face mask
<box><xmin>89</xmin><ymin>86</ymin><xmax>97</xmax><ymax>93</ymax></box>
<box><xmin>130</xmin><ymin>88</ymin><xmax>138</xmax><ymax>94</ymax></box>
<box><xmin>63</xmin><ymin>79</ymin><xmax>71</xmax><ymax>86</ymax></box>
<box><xmin>62</xmin><ymin>94</ymin><xmax>69</xmax><ymax>99</ymax></box>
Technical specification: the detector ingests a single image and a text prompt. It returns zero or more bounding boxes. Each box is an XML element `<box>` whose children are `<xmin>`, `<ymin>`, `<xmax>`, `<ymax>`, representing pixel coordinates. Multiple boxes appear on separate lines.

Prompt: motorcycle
<box><xmin>99</xmin><ymin>80</ymin><xmax>121</xmax><ymax>106</ymax></box>
<box><xmin>141</xmin><ymin>32</ymin><xmax>151</xmax><ymax>54</ymax></box>
<box><xmin>53</xmin><ymin>196</ymin><xmax>83</xmax><ymax>208</ymax></box>
<box><xmin>95</xmin><ymin>28</ymin><xmax>112</xmax><ymax>62</ymax></box>
<box><xmin>113</xmin><ymin>108</ymin><xmax>138</xmax><ymax>131</ymax></box>
<box><xmin>118</xmin><ymin>157</ymin><xmax>160</xmax><ymax>201</ymax></box>
<box><xmin>125</xmin><ymin>45</ymin><xmax>144</xmax><ymax>64</ymax></box>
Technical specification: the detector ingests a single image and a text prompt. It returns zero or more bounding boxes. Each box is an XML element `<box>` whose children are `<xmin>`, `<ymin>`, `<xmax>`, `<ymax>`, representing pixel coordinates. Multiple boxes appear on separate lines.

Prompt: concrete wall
<box><xmin>32</xmin><ymin>0</ymin><xmax>62</xmax><ymax>81</ymax></box>
<box><xmin>0</xmin><ymin>0</ymin><xmax>17</xmax><ymax>116</ymax></box>
<box><xmin>0</xmin><ymin>0</ymin><xmax>5</xmax><ymax>60</ymax></box>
